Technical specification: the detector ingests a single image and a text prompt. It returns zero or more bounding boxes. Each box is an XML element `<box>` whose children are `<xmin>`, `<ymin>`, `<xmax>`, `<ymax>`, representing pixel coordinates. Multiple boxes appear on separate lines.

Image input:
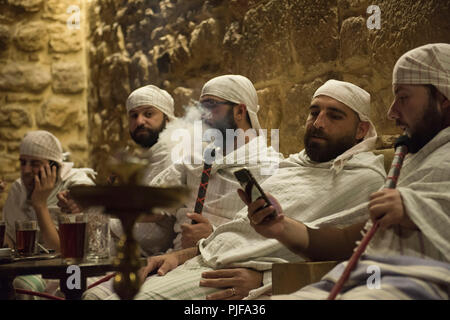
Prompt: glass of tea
<box><xmin>86</xmin><ymin>207</ymin><xmax>110</xmax><ymax>261</ymax></box>
<box><xmin>58</xmin><ymin>213</ymin><xmax>88</xmax><ymax>264</ymax></box>
<box><xmin>15</xmin><ymin>220</ymin><xmax>38</xmax><ymax>256</ymax></box>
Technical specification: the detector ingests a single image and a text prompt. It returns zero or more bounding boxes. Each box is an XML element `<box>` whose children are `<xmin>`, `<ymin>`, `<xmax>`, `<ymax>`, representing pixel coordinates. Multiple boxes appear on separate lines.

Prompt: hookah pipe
<box><xmin>192</xmin><ymin>146</ymin><xmax>216</xmax><ymax>224</ymax></box>
<box><xmin>87</xmin><ymin>148</ymin><xmax>212</xmax><ymax>292</ymax></box>
<box><xmin>327</xmin><ymin>134</ymin><xmax>410</xmax><ymax>300</ymax></box>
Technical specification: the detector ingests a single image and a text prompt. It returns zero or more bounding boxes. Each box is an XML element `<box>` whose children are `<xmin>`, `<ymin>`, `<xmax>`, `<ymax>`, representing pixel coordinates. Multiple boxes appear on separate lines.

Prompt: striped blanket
<box><xmin>273</xmin><ymin>254</ymin><xmax>450</xmax><ymax>300</ymax></box>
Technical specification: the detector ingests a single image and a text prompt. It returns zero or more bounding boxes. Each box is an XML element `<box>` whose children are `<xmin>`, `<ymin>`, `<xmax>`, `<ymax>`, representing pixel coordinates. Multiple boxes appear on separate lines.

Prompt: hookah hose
<box><xmin>15</xmin><ymin>271</ymin><xmax>118</xmax><ymax>300</ymax></box>
<box><xmin>192</xmin><ymin>147</ymin><xmax>216</xmax><ymax>224</ymax></box>
<box><xmin>327</xmin><ymin>134</ymin><xmax>410</xmax><ymax>300</ymax></box>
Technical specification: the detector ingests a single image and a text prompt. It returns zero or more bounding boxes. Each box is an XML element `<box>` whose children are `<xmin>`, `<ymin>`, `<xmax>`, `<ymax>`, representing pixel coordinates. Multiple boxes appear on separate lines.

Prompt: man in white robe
<box><xmin>152</xmin><ymin>134</ymin><xmax>283</xmax><ymax>251</ymax></box>
<box><xmin>96</xmin><ymin>79</ymin><xmax>387</xmax><ymax>300</ymax></box>
<box><xmin>4</xmin><ymin>131</ymin><xmax>96</xmax><ymax>250</ymax></box>
<box><xmin>149</xmin><ymin>75</ymin><xmax>284</xmax><ymax>251</ymax></box>
<box><xmin>106</xmin><ymin>85</ymin><xmax>178</xmax><ymax>257</ymax></box>
<box><xmin>56</xmin><ymin>85</ymin><xmax>178</xmax><ymax>256</ymax></box>
<box><xmin>262</xmin><ymin>43</ymin><xmax>450</xmax><ymax>300</ymax></box>
<box><xmin>66</xmin><ymin>86</ymin><xmax>180</xmax><ymax>300</ymax></box>
<box><xmin>2</xmin><ymin>130</ymin><xmax>96</xmax><ymax>299</ymax></box>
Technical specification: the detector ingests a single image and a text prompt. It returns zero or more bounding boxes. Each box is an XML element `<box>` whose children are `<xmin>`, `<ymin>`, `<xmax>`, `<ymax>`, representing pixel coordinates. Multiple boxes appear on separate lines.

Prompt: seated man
<box><xmin>57</xmin><ymin>85</ymin><xmax>178</xmax><ymax>257</ymax></box>
<box><xmin>252</xmin><ymin>43</ymin><xmax>450</xmax><ymax>300</ymax></box>
<box><xmin>96</xmin><ymin>79</ymin><xmax>387</xmax><ymax>300</ymax></box>
<box><xmin>3</xmin><ymin>130</ymin><xmax>96</xmax><ymax>299</ymax></box>
<box><xmin>109</xmin><ymin>84</ymin><xmax>178</xmax><ymax>257</ymax></box>
<box><xmin>147</xmin><ymin>74</ymin><xmax>284</xmax><ymax>250</ymax></box>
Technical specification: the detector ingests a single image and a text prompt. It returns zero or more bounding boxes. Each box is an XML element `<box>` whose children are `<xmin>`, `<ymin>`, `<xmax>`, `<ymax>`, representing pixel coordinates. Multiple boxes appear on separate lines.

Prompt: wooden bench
<box><xmin>272</xmin><ymin>261</ymin><xmax>339</xmax><ymax>294</ymax></box>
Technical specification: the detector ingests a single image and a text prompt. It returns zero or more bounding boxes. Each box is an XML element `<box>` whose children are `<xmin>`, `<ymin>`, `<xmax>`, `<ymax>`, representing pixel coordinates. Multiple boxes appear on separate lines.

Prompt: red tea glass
<box><xmin>15</xmin><ymin>220</ymin><xmax>38</xmax><ymax>256</ymax></box>
<box><xmin>58</xmin><ymin>213</ymin><xmax>88</xmax><ymax>264</ymax></box>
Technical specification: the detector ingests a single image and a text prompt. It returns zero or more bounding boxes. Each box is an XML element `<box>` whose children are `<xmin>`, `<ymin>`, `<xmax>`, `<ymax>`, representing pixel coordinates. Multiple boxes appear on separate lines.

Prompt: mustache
<box><xmin>307</xmin><ymin>127</ymin><xmax>329</xmax><ymax>140</ymax></box>
<box><xmin>133</xmin><ymin>125</ymin><xmax>153</xmax><ymax>134</ymax></box>
<box><xmin>135</xmin><ymin>125</ymin><xmax>149</xmax><ymax>131</ymax></box>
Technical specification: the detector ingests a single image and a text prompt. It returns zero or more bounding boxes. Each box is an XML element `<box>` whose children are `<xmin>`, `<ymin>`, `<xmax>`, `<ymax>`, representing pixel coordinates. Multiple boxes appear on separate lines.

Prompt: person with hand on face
<box><xmin>3</xmin><ymin>131</ymin><xmax>95</xmax><ymax>251</ymax></box>
<box><xmin>2</xmin><ymin>130</ymin><xmax>96</xmax><ymax>299</ymax></box>
<box><xmin>253</xmin><ymin>43</ymin><xmax>450</xmax><ymax>300</ymax></box>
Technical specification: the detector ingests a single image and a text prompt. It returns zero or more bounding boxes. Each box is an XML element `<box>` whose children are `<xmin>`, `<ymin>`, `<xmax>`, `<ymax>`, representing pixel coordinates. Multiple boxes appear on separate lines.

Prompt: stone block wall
<box><xmin>0</xmin><ymin>0</ymin><xmax>89</xmax><ymax>212</ymax></box>
<box><xmin>87</xmin><ymin>0</ymin><xmax>449</xmax><ymax>171</ymax></box>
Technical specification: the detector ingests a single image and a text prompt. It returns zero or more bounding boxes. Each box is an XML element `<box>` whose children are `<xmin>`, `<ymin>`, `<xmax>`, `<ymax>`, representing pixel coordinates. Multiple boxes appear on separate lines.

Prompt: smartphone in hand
<box><xmin>38</xmin><ymin>160</ymin><xmax>59</xmax><ymax>180</ymax></box>
<box><xmin>233</xmin><ymin>168</ymin><xmax>277</xmax><ymax>218</ymax></box>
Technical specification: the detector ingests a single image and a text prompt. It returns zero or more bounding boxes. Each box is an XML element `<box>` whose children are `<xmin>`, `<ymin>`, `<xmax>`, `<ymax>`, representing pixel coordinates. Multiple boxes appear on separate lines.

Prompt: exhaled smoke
<box><xmin>156</xmin><ymin>100</ymin><xmax>281</xmax><ymax>176</ymax></box>
<box><xmin>157</xmin><ymin>101</ymin><xmax>212</xmax><ymax>164</ymax></box>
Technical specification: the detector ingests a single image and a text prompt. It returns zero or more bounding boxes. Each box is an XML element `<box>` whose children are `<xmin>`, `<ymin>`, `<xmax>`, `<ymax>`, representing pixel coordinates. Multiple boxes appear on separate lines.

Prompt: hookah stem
<box><xmin>192</xmin><ymin>148</ymin><xmax>216</xmax><ymax>224</ymax></box>
<box><xmin>327</xmin><ymin>136</ymin><xmax>409</xmax><ymax>300</ymax></box>
<box><xmin>15</xmin><ymin>288</ymin><xmax>65</xmax><ymax>300</ymax></box>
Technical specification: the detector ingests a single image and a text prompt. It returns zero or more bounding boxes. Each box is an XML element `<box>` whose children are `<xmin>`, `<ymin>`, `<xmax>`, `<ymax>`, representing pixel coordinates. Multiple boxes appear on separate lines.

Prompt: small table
<box><xmin>0</xmin><ymin>257</ymin><xmax>116</xmax><ymax>300</ymax></box>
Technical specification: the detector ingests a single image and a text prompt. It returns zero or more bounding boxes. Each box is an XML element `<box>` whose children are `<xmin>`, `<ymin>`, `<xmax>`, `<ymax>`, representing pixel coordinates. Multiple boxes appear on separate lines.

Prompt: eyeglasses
<box><xmin>200</xmin><ymin>99</ymin><xmax>237</xmax><ymax>109</ymax></box>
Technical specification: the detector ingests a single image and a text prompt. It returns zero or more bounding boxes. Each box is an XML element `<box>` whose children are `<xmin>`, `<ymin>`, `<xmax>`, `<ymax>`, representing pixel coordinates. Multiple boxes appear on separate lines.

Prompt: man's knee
<box><xmin>13</xmin><ymin>275</ymin><xmax>46</xmax><ymax>300</ymax></box>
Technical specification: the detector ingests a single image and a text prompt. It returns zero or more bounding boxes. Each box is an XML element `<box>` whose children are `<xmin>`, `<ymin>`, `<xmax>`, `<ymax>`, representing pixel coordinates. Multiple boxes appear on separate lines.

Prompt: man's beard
<box><xmin>218</xmin><ymin>107</ymin><xmax>238</xmax><ymax>137</ymax></box>
<box><xmin>404</xmin><ymin>93</ymin><xmax>443</xmax><ymax>153</ymax></box>
<box><xmin>205</xmin><ymin>106</ymin><xmax>238</xmax><ymax>139</ymax></box>
<box><xmin>202</xmin><ymin>106</ymin><xmax>238</xmax><ymax>154</ymax></box>
<box><xmin>304</xmin><ymin>126</ymin><xmax>358</xmax><ymax>163</ymax></box>
<box><xmin>130</xmin><ymin>119</ymin><xmax>166</xmax><ymax>149</ymax></box>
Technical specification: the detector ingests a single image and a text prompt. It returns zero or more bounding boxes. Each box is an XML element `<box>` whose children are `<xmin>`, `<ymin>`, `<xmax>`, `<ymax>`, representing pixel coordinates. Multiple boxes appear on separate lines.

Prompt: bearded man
<box><xmin>252</xmin><ymin>43</ymin><xmax>450</xmax><ymax>300</ymax></box>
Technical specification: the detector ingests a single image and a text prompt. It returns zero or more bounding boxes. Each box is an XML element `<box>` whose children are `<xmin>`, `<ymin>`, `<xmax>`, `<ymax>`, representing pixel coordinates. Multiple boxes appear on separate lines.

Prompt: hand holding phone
<box><xmin>37</xmin><ymin>160</ymin><xmax>59</xmax><ymax>181</ymax></box>
<box><xmin>31</xmin><ymin>161</ymin><xmax>59</xmax><ymax>207</ymax></box>
<box><xmin>233</xmin><ymin>168</ymin><xmax>277</xmax><ymax>219</ymax></box>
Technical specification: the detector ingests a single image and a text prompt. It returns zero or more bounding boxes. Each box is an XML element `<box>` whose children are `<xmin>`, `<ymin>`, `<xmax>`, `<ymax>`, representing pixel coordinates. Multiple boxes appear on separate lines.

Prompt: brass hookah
<box><xmin>70</xmin><ymin>151</ymin><xmax>189</xmax><ymax>299</ymax></box>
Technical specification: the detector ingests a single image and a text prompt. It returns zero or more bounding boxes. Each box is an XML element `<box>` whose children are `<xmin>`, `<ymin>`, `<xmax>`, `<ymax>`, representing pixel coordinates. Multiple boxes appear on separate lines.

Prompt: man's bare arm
<box><xmin>304</xmin><ymin>222</ymin><xmax>365</xmax><ymax>261</ymax></box>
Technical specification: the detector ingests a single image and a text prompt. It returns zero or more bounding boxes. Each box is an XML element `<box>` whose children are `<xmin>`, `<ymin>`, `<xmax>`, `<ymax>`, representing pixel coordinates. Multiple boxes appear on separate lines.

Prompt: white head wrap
<box><xmin>312</xmin><ymin>79</ymin><xmax>378</xmax><ymax>173</ymax></box>
<box><xmin>20</xmin><ymin>130</ymin><xmax>64</xmax><ymax>164</ymax></box>
<box><xmin>126</xmin><ymin>85</ymin><xmax>175</xmax><ymax>119</ymax></box>
<box><xmin>393</xmin><ymin>43</ymin><xmax>450</xmax><ymax>100</ymax></box>
<box><xmin>19</xmin><ymin>130</ymin><xmax>74</xmax><ymax>179</ymax></box>
<box><xmin>200</xmin><ymin>74</ymin><xmax>262</xmax><ymax>130</ymax></box>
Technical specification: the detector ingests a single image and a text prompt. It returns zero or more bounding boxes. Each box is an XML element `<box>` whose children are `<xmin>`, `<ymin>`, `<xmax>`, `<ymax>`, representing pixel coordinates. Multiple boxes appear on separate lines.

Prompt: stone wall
<box><xmin>0</xmin><ymin>0</ymin><xmax>89</xmax><ymax>212</ymax></box>
<box><xmin>87</xmin><ymin>0</ymin><xmax>449</xmax><ymax>175</ymax></box>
